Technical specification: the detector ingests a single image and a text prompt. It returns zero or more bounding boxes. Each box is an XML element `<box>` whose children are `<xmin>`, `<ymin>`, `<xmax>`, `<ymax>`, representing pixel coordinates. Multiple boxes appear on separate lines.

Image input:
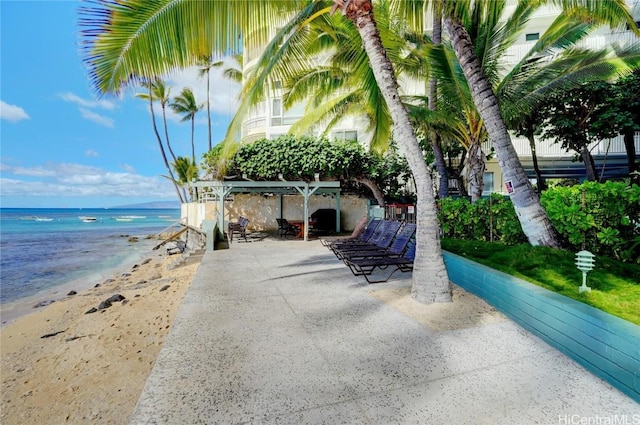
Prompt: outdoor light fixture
<box><xmin>575</xmin><ymin>250</ymin><xmax>596</xmax><ymax>294</ymax></box>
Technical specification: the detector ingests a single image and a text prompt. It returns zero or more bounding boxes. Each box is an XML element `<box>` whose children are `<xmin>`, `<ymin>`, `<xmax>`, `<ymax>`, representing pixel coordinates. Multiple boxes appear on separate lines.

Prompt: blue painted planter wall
<box><xmin>443</xmin><ymin>251</ymin><xmax>640</xmax><ymax>403</ymax></box>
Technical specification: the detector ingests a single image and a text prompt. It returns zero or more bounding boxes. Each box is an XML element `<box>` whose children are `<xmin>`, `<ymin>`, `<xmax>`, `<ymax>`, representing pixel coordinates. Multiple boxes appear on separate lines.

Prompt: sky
<box><xmin>0</xmin><ymin>0</ymin><xmax>241</xmax><ymax>208</ymax></box>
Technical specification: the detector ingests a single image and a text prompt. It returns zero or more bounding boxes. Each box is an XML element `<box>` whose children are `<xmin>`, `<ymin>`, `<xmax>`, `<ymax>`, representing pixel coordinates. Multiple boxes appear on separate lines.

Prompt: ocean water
<box><xmin>0</xmin><ymin>208</ymin><xmax>181</xmax><ymax>306</ymax></box>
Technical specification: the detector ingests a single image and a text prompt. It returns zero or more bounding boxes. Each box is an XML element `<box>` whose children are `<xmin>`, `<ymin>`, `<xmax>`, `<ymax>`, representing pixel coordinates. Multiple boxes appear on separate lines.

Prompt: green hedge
<box><xmin>437</xmin><ymin>194</ymin><xmax>528</xmax><ymax>245</ymax></box>
<box><xmin>437</xmin><ymin>181</ymin><xmax>640</xmax><ymax>263</ymax></box>
<box><xmin>540</xmin><ymin>181</ymin><xmax>640</xmax><ymax>264</ymax></box>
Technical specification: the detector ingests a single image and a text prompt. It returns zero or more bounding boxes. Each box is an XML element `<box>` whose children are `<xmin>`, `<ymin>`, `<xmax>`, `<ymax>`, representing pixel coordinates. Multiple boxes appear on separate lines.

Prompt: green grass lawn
<box><xmin>441</xmin><ymin>239</ymin><xmax>640</xmax><ymax>325</ymax></box>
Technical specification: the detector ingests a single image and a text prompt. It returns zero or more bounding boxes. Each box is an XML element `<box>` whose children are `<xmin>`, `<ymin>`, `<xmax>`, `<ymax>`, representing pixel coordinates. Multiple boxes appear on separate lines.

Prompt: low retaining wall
<box><xmin>442</xmin><ymin>251</ymin><xmax>640</xmax><ymax>403</ymax></box>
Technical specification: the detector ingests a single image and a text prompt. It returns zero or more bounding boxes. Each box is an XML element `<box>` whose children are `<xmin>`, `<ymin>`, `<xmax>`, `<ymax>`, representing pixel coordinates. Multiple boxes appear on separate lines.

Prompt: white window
<box><xmin>271</xmin><ymin>97</ymin><xmax>303</xmax><ymax>126</ymax></box>
<box><xmin>331</xmin><ymin>130</ymin><xmax>358</xmax><ymax>141</ymax></box>
<box><xmin>525</xmin><ymin>33</ymin><xmax>539</xmax><ymax>41</ymax></box>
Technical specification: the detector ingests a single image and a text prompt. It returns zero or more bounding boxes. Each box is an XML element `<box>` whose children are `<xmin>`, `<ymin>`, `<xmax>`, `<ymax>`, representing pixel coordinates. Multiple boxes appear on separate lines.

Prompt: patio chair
<box><xmin>276</xmin><ymin>218</ymin><xmax>301</xmax><ymax>239</ymax></box>
<box><xmin>228</xmin><ymin>216</ymin><xmax>250</xmax><ymax>243</ymax></box>
<box><xmin>344</xmin><ymin>240</ymin><xmax>416</xmax><ymax>284</ymax></box>
<box><xmin>339</xmin><ymin>222</ymin><xmax>416</xmax><ymax>263</ymax></box>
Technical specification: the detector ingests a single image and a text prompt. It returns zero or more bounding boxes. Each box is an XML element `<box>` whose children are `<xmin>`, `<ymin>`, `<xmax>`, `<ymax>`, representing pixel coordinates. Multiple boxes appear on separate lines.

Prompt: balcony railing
<box><xmin>503</xmin><ymin>31</ymin><xmax>638</xmax><ymax>66</ymax></box>
<box><xmin>482</xmin><ymin>132</ymin><xmax>640</xmax><ymax>158</ymax></box>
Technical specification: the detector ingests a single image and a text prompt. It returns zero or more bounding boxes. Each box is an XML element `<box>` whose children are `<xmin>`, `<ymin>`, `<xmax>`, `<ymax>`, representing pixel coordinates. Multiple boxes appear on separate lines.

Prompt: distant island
<box><xmin>111</xmin><ymin>201</ymin><xmax>181</xmax><ymax>209</ymax></box>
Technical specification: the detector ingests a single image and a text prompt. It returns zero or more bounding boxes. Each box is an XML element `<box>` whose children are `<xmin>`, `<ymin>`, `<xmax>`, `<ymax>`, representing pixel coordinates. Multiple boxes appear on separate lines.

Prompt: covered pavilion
<box><xmin>190</xmin><ymin>178</ymin><xmax>342</xmax><ymax>241</ymax></box>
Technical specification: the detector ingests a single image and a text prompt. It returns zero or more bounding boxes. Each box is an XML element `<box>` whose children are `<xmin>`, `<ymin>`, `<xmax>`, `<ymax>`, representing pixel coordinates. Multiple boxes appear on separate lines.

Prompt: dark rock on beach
<box><xmin>95</xmin><ymin>294</ymin><xmax>127</xmax><ymax>311</ymax></box>
<box><xmin>67</xmin><ymin>290</ymin><xmax>77</xmax><ymax>296</ymax></box>
<box><xmin>98</xmin><ymin>300</ymin><xmax>112</xmax><ymax>310</ymax></box>
<box><xmin>85</xmin><ymin>307</ymin><xmax>98</xmax><ymax>314</ymax></box>
<box><xmin>105</xmin><ymin>294</ymin><xmax>126</xmax><ymax>303</ymax></box>
<box><xmin>159</xmin><ymin>285</ymin><xmax>171</xmax><ymax>292</ymax></box>
<box><xmin>33</xmin><ymin>300</ymin><xmax>55</xmax><ymax>309</ymax></box>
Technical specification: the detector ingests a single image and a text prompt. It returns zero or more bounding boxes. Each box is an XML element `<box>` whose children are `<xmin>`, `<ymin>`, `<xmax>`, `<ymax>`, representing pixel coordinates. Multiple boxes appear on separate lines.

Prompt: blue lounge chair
<box><xmin>332</xmin><ymin>220</ymin><xmax>402</xmax><ymax>260</ymax></box>
<box><xmin>344</xmin><ymin>240</ymin><xmax>416</xmax><ymax>284</ymax></box>
<box><xmin>339</xmin><ymin>223</ymin><xmax>416</xmax><ymax>262</ymax></box>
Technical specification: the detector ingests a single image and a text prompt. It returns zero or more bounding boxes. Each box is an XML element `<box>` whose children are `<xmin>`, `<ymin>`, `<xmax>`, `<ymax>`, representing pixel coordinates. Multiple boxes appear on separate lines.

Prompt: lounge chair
<box><xmin>332</xmin><ymin>220</ymin><xmax>402</xmax><ymax>260</ymax></box>
<box><xmin>328</xmin><ymin>218</ymin><xmax>389</xmax><ymax>254</ymax></box>
<box><xmin>344</xmin><ymin>240</ymin><xmax>416</xmax><ymax>284</ymax></box>
<box><xmin>339</xmin><ymin>223</ymin><xmax>416</xmax><ymax>262</ymax></box>
<box><xmin>228</xmin><ymin>216</ymin><xmax>250</xmax><ymax>243</ymax></box>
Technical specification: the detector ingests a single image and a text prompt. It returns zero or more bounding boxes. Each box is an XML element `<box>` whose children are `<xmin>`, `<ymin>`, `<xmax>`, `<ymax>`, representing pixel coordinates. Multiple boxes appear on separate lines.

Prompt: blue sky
<box><xmin>1</xmin><ymin>0</ymin><xmax>240</xmax><ymax>208</ymax></box>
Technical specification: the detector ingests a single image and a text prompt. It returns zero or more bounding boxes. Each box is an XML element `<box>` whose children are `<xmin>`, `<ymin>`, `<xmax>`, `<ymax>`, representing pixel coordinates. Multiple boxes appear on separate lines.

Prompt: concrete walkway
<box><xmin>129</xmin><ymin>238</ymin><xmax>638</xmax><ymax>424</ymax></box>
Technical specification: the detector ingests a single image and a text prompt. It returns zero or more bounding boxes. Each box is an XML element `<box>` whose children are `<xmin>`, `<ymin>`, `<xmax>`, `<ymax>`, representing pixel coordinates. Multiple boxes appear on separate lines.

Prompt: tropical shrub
<box><xmin>541</xmin><ymin>181</ymin><xmax>640</xmax><ymax>263</ymax></box>
<box><xmin>437</xmin><ymin>194</ymin><xmax>527</xmax><ymax>245</ymax></box>
<box><xmin>201</xmin><ymin>135</ymin><xmax>413</xmax><ymax>203</ymax></box>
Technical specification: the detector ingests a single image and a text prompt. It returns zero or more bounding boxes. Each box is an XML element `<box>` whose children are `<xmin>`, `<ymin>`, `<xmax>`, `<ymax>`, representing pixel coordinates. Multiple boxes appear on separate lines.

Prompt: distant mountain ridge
<box><xmin>111</xmin><ymin>201</ymin><xmax>180</xmax><ymax>209</ymax></box>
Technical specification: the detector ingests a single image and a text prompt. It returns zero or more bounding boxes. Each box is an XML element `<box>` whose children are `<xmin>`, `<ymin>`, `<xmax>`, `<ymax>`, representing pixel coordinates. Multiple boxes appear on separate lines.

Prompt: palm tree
<box><xmin>198</xmin><ymin>56</ymin><xmax>226</xmax><ymax>152</ymax></box>
<box><xmin>329</xmin><ymin>0</ymin><xmax>451</xmax><ymax>303</ymax></box>
<box><xmin>137</xmin><ymin>79</ymin><xmax>178</xmax><ymax>163</ymax></box>
<box><xmin>170</xmin><ymin>87</ymin><xmax>202</xmax><ymax>164</ymax></box>
<box><xmin>428</xmin><ymin>1</ymin><xmax>449</xmax><ymax>197</ymax></box>
<box><xmin>222</xmin><ymin>2</ymin><xmax>394</xmax><ymax>154</ymax></box>
<box><xmin>173</xmin><ymin>156</ymin><xmax>199</xmax><ymax>201</ymax></box>
<box><xmin>135</xmin><ymin>80</ymin><xmax>184</xmax><ymax>203</ymax></box>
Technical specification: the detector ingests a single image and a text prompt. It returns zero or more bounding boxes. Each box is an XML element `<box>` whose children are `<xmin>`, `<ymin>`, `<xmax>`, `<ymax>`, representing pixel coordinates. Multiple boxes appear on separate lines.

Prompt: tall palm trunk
<box><xmin>190</xmin><ymin>116</ymin><xmax>196</xmax><ymax>165</ymax></box>
<box><xmin>444</xmin><ymin>16</ymin><xmax>560</xmax><ymax>247</ymax></box>
<box><xmin>429</xmin><ymin>3</ymin><xmax>449</xmax><ymax>198</ymax></box>
<box><xmin>147</xmin><ymin>86</ymin><xmax>184</xmax><ymax>203</ymax></box>
<box><xmin>206</xmin><ymin>67</ymin><xmax>212</xmax><ymax>151</ymax></box>
<box><xmin>623</xmin><ymin>129</ymin><xmax>638</xmax><ymax>184</ymax></box>
<box><xmin>525</xmin><ymin>132</ymin><xmax>547</xmax><ymax>192</ymax></box>
<box><xmin>467</xmin><ymin>141</ymin><xmax>485</xmax><ymax>202</ymax></box>
<box><xmin>338</xmin><ymin>0</ymin><xmax>451</xmax><ymax>304</ymax></box>
<box><xmin>580</xmin><ymin>146</ymin><xmax>598</xmax><ymax>181</ymax></box>
<box><xmin>161</xmin><ymin>103</ymin><xmax>178</xmax><ymax>163</ymax></box>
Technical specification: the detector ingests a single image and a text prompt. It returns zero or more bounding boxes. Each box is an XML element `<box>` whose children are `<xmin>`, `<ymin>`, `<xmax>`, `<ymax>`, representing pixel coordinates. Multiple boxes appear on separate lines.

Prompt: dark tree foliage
<box><xmin>611</xmin><ymin>71</ymin><xmax>640</xmax><ymax>183</ymax></box>
<box><xmin>539</xmin><ymin>80</ymin><xmax>635</xmax><ymax>181</ymax></box>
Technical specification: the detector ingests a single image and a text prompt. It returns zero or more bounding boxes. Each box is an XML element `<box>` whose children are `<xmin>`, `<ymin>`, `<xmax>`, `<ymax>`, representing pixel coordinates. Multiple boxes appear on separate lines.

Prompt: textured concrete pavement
<box><xmin>129</xmin><ymin>238</ymin><xmax>639</xmax><ymax>424</ymax></box>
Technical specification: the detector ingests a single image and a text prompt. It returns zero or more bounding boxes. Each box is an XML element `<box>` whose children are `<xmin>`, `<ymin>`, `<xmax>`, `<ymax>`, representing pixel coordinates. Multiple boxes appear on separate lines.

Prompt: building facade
<box><xmin>239</xmin><ymin>1</ymin><xmax>640</xmax><ymax>198</ymax></box>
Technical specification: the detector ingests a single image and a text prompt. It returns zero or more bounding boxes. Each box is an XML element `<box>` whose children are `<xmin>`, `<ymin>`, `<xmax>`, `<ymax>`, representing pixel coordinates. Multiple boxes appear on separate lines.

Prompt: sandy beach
<box><xmin>1</xmin><ymin>239</ymin><xmax>505</xmax><ymax>425</ymax></box>
<box><xmin>1</xmin><ymin>248</ymin><xmax>200</xmax><ymax>425</ymax></box>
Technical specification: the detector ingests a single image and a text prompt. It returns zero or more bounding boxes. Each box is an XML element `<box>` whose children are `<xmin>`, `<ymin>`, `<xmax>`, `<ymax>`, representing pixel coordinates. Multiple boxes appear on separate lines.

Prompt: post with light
<box><xmin>575</xmin><ymin>250</ymin><xmax>596</xmax><ymax>294</ymax></box>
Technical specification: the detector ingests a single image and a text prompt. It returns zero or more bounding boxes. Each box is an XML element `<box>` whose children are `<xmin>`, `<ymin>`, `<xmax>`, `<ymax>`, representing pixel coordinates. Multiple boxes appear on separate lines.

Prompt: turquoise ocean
<box><xmin>0</xmin><ymin>208</ymin><xmax>180</xmax><ymax>309</ymax></box>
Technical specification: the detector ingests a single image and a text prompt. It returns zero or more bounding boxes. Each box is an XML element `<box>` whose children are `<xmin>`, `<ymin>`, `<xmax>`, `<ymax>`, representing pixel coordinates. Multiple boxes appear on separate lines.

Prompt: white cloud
<box><xmin>0</xmin><ymin>162</ymin><xmax>175</xmax><ymax>199</ymax></box>
<box><xmin>166</xmin><ymin>58</ymin><xmax>241</xmax><ymax>120</ymax></box>
<box><xmin>58</xmin><ymin>92</ymin><xmax>116</xmax><ymax>110</ymax></box>
<box><xmin>85</xmin><ymin>149</ymin><xmax>99</xmax><ymax>157</ymax></box>
<box><xmin>4</xmin><ymin>164</ymin><xmax>57</xmax><ymax>177</ymax></box>
<box><xmin>0</xmin><ymin>100</ymin><xmax>30</xmax><ymax>122</ymax></box>
<box><xmin>121</xmin><ymin>164</ymin><xmax>137</xmax><ymax>174</ymax></box>
<box><xmin>79</xmin><ymin>107</ymin><xmax>115</xmax><ymax>128</ymax></box>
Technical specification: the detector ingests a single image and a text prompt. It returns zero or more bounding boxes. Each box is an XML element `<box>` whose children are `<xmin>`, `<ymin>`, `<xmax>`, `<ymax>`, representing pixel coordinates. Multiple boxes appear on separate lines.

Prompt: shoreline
<box><xmin>0</xmin><ymin>242</ymin><xmax>201</xmax><ymax>425</ymax></box>
<box><xmin>0</xmin><ymin>233</ymin><xmax>171</xmax><ymax>327</ymax></box>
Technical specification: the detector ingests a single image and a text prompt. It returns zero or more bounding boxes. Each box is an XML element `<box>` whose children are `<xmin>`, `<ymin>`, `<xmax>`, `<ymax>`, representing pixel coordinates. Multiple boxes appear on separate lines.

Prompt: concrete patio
<box><xmin>129</xmin><ymin>238</ymin><xmax>638</xmax><ymax>424</ymax></box>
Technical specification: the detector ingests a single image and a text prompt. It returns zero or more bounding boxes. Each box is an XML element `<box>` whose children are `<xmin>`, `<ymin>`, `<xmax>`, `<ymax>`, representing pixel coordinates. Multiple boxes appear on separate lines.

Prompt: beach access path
<box><xmin>129</xmin><ymin>238</ymin><xmax>638</xmax><ymax>424</ymax></box>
